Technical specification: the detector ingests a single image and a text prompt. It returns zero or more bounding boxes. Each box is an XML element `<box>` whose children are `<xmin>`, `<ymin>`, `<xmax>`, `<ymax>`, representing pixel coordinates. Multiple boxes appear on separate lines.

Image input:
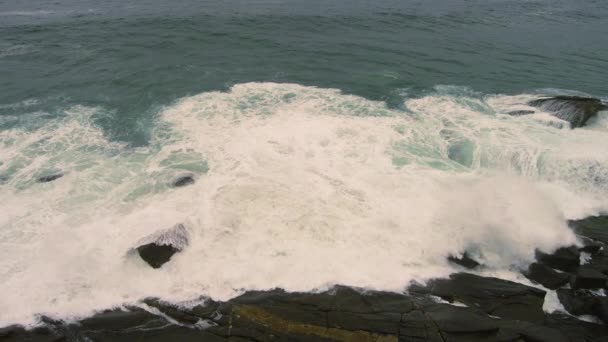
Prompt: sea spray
<box><xmin>1</xmin><ymin>83</ymin><xmax>607</xmax><ymax>326</ymax></box>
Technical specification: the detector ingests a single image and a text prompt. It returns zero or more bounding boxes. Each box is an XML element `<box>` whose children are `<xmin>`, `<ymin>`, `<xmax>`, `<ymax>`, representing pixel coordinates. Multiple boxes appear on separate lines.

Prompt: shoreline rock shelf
<box><xmin>3</xmin><ymin>216</ymin><xmax>608</xmax><ymax>341</ymax></box>
<box><xmin>2</xmin><ymin>280</ymin><xmax>607</xmax><ymax>342</ymax></box>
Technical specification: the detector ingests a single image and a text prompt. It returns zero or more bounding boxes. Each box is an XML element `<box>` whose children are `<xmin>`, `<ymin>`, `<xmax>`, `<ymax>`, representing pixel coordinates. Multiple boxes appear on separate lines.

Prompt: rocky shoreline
<box><xmin>2</xmin><ymin>216</ymin><xmax>608</xmax><ymax>342</ymax></box>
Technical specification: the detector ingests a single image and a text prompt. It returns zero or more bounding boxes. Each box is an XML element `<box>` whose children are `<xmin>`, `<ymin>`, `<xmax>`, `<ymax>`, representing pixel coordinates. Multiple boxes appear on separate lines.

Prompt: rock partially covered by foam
<box><xmin>37</xmin><ymin>172</ymin><xmax>63</xmax><ymax>183</ymax></box>
<box><xmin>528</xmin><ymin>96</ymin><xmax>607</xmax><ymax>128</ymax></box>
<box><xmin>535</xmin><ymin>246</ymin><xmax>580</xmax><ymax>273</ymax></box>
<box><xmin>133</xmin><ymin>224</ymin><xmax>189</xmax><ymax>269</ymax></box>
<box><xmin>523</xmin><ymin>262</ymin><xmax>570</xmax><ymax>290</ymax></box>
<box><xmin>447</xmin><ymin>251</ymin><xmax>481</xmax><ymax>269</ymax></box>
<box><xmin>410</xmin><ymin>272</ymin><xmax>547</xmax><ymax>323</ymax></box>
<box><xmin>172</xmin><ymin>174</ymin><xmax>195</xmax><ymax>187</ymax></box>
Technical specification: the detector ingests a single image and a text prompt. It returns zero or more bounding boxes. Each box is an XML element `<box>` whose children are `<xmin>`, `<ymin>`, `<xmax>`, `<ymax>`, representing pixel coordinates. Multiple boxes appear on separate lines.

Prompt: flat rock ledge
<box><xmin>3</xmin><ymin>278</ymin><xmax>608</xmax><ymax>342</ymax></box>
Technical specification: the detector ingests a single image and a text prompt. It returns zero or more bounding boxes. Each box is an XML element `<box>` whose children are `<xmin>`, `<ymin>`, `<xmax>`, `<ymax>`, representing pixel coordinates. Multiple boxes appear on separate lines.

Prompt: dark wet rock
<box><xmin>556</xmin><ymin>289</ymin><xmax>596</xmax><ymax>316</ymax></box>
<box><xmin>137</xmin><ymin>244</ymin><xmax>180</xmax><ymax>269</ymax></box>
<box><xmin>580</xmin><ymin>241</ymin><xmax>604</xmax><ymax>255</ymax></box>
<box><xmin>409</xmin><ymin>272</ymin><xmax>546</xmax><ymax>322</ymax></box>
<box><xmin>570</xmin><ymin>267</ymin><xmax>608</xmax><ymax>289</ymax></box>
<box><xmin>0</xmin><ymin>325</ymin><xmax>24</xmax><ymax>338</ymax></box>
<box><xmin>37</xmin><ymin>173</ymin><xmax>63</xmax><ymax>183</ymax></box>
<box><xmin>595</xmin><ymin>297</ymin><xmax>608</xmax><ymax>324</ymax></box>
<box><xmin>329</xmin><ymin>285</ymin><xmax>417</xmax><ymax>313</ymax></box>
<box><xmin>447</xmin><ymin>251</ymin><xmax>480</xmax><ymax>269</ymax></box>
<box><xmin>507</xmin><ymin>110</ymin><xmax>535</xmax><ymax>116</ymax></box>
<box><xmin>399</xmin><ymin>310</ymin><xmax>444</xmax><ymax>342</ymax></box>
<box><xmin>528</xmin><ymin>96</ymin><xmax>608</xmax><ymax>128</ymax></box>
<box><xmin>536</xmin><ymin>245</ymin><xmax>580</xmax><ymax>273</ymax></box>
<box><xmin>133</xmin><ymin>223</ymin><xmax>189</xmax><ymax>268</ymax></box>
<box><xmin>83</xmin><ymin>325</ymin><xmax>226</xmax><ymax>342</ymax></box>
<box><xmin>143</xmin><ymin>298</ymin><xmax>219</xmax><ymax>325</ymax></box>
<box><xmin>523</xmin><ymin>262</ymin><xmax>570</xmax><ymax>289</ymax></box>
<box><xmin>544</xmin><ymin>313</ymin><xmax>608</xmax><ymax>342</ymax></box>
<box><xmin>327</xmin><ymin>310</ymin><xmax>401</xmax><ymax>335</ymax></box>
<box><xmin>6</xmin><ymin>282</ymin><xmax>608</xmax><ymax>342</ymax></box>
<box><xmin>570</xmin><ymin>215</ymin><xmax>608</xmax><ymax>245</ymax></box>
<box><xmin>172</xmin><ymin>175</ymin><xmax>195</xmax><ymax>187</ymax></box>
<box><xmin>0</xmin><ymin>325</ymin><xmax>63</xmax><ymax>342</ymax></box>
<box><xmin>425</xmin><ymin>304</ymin><xmax>499</xmax><ymax>334</ymax></box>
<box><xmin>78</xmin><ymin>308</ymin><xmax>166</xmax><ymax>331</ymax></box>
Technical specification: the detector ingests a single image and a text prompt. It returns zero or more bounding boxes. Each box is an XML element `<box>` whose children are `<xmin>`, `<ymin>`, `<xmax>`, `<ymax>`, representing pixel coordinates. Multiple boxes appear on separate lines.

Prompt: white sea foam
<box><xmin>1</xmin><ymin>83</ymin><xmax>607</xmax><ymax>326</ymax></box>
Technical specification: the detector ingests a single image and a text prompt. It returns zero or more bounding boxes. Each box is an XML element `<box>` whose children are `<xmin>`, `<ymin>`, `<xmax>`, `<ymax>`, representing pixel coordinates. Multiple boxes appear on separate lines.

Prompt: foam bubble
<box><xmin>1</xmin><ymin>83</ymin><xmax>607</xmax><ymax>326</ymax></box>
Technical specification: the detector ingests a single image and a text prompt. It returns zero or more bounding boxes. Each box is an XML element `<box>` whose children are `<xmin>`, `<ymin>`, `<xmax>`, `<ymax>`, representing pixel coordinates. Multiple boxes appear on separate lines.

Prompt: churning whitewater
<box><xmin>1</xmin><ymin>83</ymin><xmax>607</xmax><ymax>326</ymax></box>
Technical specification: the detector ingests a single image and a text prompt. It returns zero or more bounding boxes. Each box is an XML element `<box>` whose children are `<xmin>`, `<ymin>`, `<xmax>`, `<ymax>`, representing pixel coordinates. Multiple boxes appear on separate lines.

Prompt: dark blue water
<box><xmin>1</xmin><ymin>0</ymin><xmax>607</xmax><ymax>143</ymax></box>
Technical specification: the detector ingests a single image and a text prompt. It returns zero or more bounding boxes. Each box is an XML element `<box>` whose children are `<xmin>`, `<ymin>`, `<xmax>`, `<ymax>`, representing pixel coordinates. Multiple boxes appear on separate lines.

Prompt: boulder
<box><xmin>556</xmin><ymin>289</ymin><xmax>596</xmax><ymax>316</ymax></box>
<box><xmin>409</xmin><ymin>272</ymin><xmax>547</xmax><ymax>322</ymax></box>
<box><xmin>528</xmin><ymin>96</ymin><xmax>607</xmax><ymax>128</ymax></box>
<box><xmin>133</xmin><ymin>224</ymin><xmax>189</xmax><ymax>268</ymax></box>
<box><xmin>172</xmin><ymin>175</ymin><xmax>195</xmax><ymax>187</ymax></box>
<box><xmin>535</xmin><ymin>246</ymin><xmax>580</xmax><ymax>273</ymax></box>
<box><xmin>523</xmin><ymin>262</ymin><xmax>570</xmax><ymax>289</ymax></box>
<box><xmin>448</xmin><ymin>251</ymin><xmax>481</xmax><ymax>269</ymax></box>
<box><xmin>570</xmin><ymin>267</ymin><xmax>608</xmax><ymax>289</ymax></box>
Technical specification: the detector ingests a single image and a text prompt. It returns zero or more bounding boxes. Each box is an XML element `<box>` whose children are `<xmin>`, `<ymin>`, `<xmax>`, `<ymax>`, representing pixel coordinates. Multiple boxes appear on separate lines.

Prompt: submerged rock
<box><xmin>172</xmin><ymin>175</ymin><xmax>195</xmax><ymax>187</ymax></box>
<box><xmin>507</xmin><ymin>110</ymin><xmax>535</xmax><ymax>116</ymax></box>
<box><xmin>528</xmin><ymin>96</ymin><xmax>607</xmax><ymax>128</ymax></box>
<box><xmin>37</xmin><ymin>172</ymin><xmax>63</xmax><ymax>183</ymax></box>
<box><xmin>447</xmin><ymin>251</ymin><xmax>480</xmax><ymax>269</ymax></box>
<box><xmin>133</xmin><ymin>224</ymin><xmax>189</xmax><ymax>268</ymax></box>
<box><xmin>535</xmin><ymin>246</ymin><xmax>580</xmax><ymax>273</ymax></box>
<box><xmin>523</xmin><ymin>262</ymin><xmax>570</xmax><ymax>290</ymax></box>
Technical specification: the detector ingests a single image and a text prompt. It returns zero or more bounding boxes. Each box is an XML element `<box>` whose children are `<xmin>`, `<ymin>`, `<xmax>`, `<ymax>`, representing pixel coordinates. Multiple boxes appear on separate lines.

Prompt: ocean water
<box><xmin>1</xmin><ymin>0</ymin><xmax>608</xmax><ymax>327</ymax></box>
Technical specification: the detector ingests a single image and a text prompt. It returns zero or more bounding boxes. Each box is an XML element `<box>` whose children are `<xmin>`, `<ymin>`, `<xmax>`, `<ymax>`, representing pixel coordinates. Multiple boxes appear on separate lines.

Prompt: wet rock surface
<box><xmin>5</xmin><ymin>217</ymin><xmax>608</xmax><ymax>341</ymax></box>
<box><xmin>528</xmin><ymin>95</ymin><xmax>607</xmax><ymax>128</ymax></box>
<box><xmin>447</xmin><ymin>251</ymin><xmax>480</xmax><ymax>269</ymax></box>
<box><xmin>535</xmin><ymin>245</ymin><xmax>580</xmax><ymax>273</ymax></box>
<box><xmin>523</xmin><ymin>262</ymin><xmax>570</xmax><ymax>289</ymax></box>
<box><xmin>410</xmin><ymin>272</ymin><xmax>547</xmax><ymax>323</ymax></box>
<box><xmin>570</xmin><ymin>267</ymin><xmax>608</xmax><ymax>290</ymax></box>
<box><xmin>4</xmin><ymin>284</ymin><xmax>608</xmax><ymax>342</ymax></box>
<box><xmin>570</xmin><ymin>216</ymin><xmax>608</xmax><ymax>245</ymax></box>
